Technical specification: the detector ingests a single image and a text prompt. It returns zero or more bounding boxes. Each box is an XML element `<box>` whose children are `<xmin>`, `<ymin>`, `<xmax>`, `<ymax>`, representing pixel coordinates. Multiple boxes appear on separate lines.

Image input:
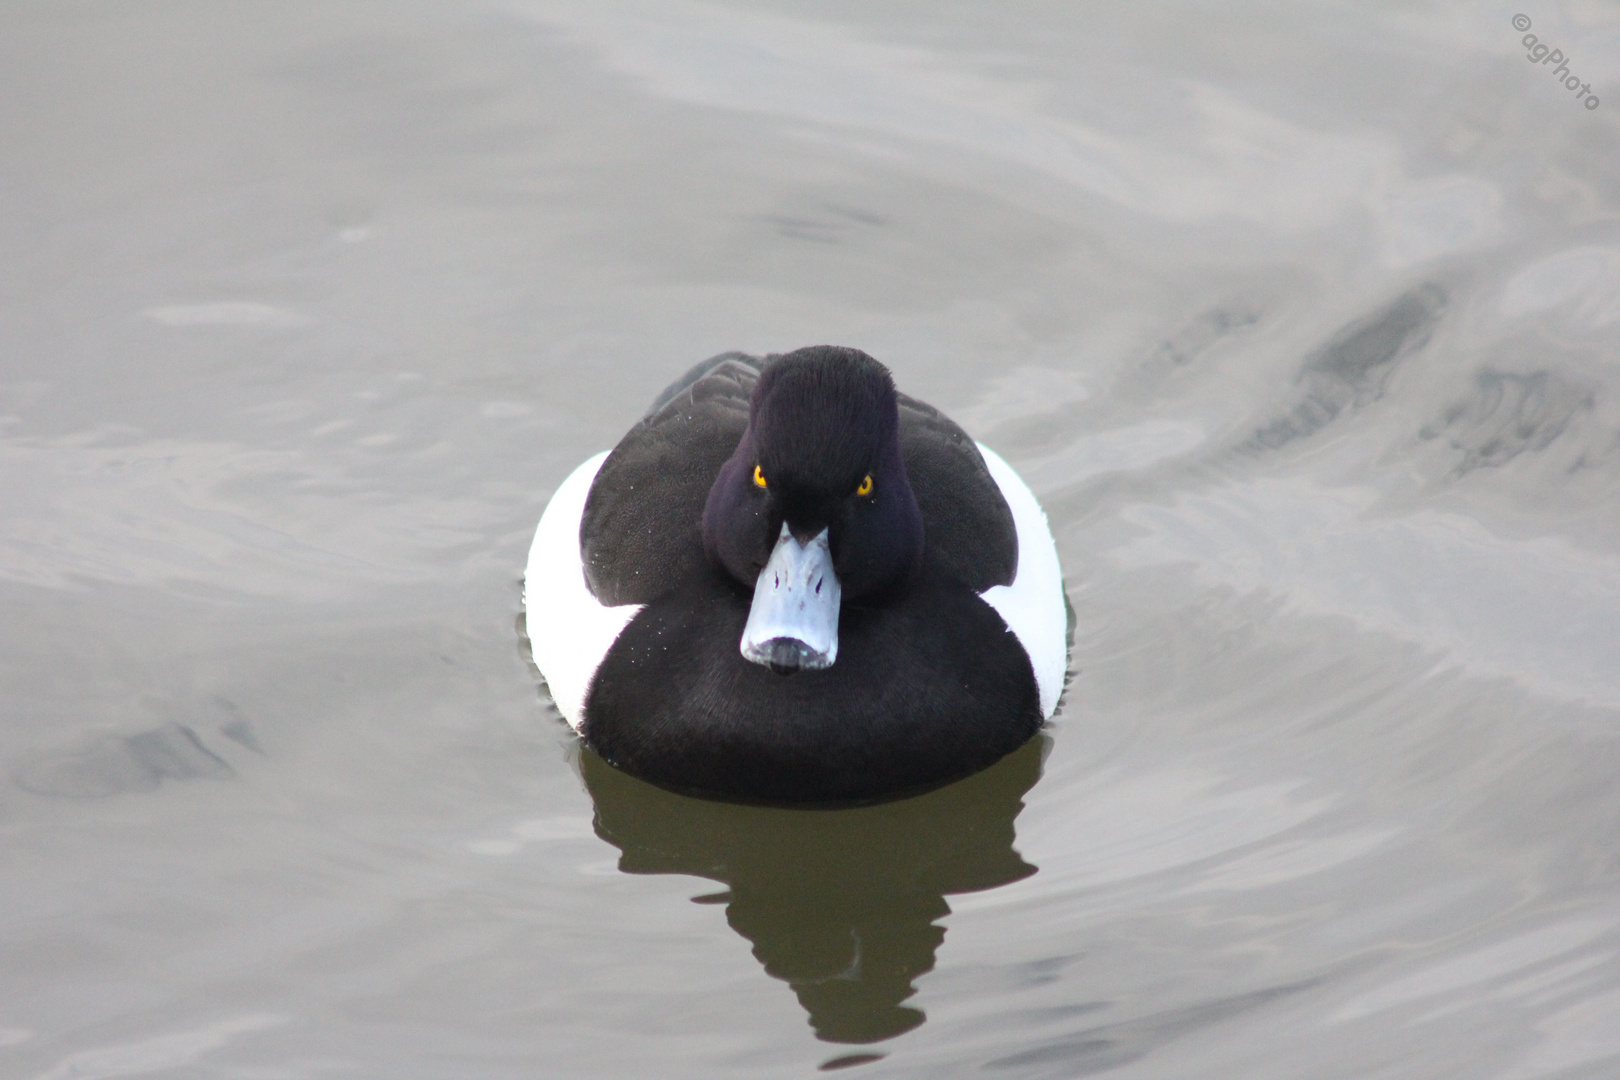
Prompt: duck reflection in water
<box><xmin>580</xmin><ymin>736</ymin><xmax>1047</xmax><ymax>1045</ymax></box>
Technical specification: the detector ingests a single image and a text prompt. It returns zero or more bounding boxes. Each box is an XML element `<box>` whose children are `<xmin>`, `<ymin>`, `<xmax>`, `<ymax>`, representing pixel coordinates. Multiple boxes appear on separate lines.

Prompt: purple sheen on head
<box><xmin>702</xmin><ymin>347</ymin><xmax>923</xmax><ymax>602</ymax></box>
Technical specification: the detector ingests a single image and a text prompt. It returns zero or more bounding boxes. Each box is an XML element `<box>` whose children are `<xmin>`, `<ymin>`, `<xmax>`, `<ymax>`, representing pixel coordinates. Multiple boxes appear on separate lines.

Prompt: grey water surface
<box><xmin>4</xmin><ymin>2</ymin><xmax>1620</xmax><ymax>1076</ymax></box>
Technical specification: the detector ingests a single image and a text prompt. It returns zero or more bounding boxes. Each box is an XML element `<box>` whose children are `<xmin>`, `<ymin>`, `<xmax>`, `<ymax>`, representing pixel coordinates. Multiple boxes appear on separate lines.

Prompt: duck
<box><xmin>524</xmin><ymin>346</ymin><xmax>1066</xmax><ymax>804</ymax></box>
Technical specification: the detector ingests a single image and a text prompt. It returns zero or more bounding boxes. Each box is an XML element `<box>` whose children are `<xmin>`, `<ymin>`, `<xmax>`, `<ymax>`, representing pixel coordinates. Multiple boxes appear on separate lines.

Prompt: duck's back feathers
<box><xmin>895</xmin><ymin>394</ymin><xmax>1016</xmax><ymax>593</ymax></box>
<box><xmin>581</xmin><ymin>354</ymin><xmax>759</xmax><ymax>607</ymax></box>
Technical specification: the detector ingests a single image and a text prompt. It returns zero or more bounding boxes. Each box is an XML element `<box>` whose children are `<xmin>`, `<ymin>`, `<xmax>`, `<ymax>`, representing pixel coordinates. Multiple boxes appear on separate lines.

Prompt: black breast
<box><xmin>584</xmin><ymin>564</ymin><xmax>1041</xmax><ymax>803</ymax></box>
<box><xmin>581</xmin><ymin>352</ymin><xmax>1018</xmax><ymax>604</ymax></box>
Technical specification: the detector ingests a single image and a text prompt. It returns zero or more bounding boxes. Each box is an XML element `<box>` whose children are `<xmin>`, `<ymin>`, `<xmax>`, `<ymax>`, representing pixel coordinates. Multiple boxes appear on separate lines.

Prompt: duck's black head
<box><xmin>703</xmin><ymin>347</ymin><xmax>924</xmax><ymax>670</ymax></box>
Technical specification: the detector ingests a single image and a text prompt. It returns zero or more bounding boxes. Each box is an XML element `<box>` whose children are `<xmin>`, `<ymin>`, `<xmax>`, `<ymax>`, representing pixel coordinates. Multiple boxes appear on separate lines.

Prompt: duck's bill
<box><xmin>741</xmin><ymin>523</ymin><xmax>840</xmax><ymax>674</ymax></box>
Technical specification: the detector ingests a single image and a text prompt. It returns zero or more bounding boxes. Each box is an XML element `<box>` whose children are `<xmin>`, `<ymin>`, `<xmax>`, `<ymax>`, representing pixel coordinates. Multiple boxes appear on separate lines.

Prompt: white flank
<box><xmin>523</xmin><ymin>452</ymin><xmax>643</xmax><ymax>729</ymax></box>
<box><xmin>975</xmin><ymin>443</ymin><xmax>1069</xmax><ymax>718</ymax></box>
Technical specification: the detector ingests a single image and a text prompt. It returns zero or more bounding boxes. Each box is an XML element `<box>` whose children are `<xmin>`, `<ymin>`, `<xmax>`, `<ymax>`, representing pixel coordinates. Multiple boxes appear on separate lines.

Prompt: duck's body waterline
<box><xmin>524</xmin><ymin>348</ymin><xmax>1066</xmax><ymax>803</ymax></box>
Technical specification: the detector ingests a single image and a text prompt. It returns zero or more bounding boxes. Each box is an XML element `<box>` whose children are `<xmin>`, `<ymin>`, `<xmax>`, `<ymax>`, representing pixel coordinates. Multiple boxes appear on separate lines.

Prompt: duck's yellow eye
<box><xmin>856</xmin><ymin>474</ymin><xmax>873</xmax><ymax>497</ymax></box>
<box><xmin>753</xmin><ymin>464</ymin><xmax>767</xmax><ymax>489</ymax></box>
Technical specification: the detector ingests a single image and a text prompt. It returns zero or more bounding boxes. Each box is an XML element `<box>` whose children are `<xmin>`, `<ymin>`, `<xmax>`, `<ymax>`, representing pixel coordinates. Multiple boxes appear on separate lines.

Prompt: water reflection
<box><xmin>581</xmin><ymin>737</ymin><xmax>1047</xmax><ymax>1044</ymax></box>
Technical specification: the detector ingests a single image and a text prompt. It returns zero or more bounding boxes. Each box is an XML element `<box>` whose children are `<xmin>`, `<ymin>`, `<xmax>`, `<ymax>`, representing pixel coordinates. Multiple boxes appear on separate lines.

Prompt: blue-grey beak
<box><xmin>741</xmin><ymin>523</ymin><xmax>840</xmax><ymax>674</ymax></box>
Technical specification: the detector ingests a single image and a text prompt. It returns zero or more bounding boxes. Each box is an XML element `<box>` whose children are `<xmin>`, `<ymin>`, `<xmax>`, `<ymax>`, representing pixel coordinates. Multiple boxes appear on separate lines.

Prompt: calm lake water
<box><xmin>4</xmin><ymin>2</ymin><xmax>1620</xmax><ymax>1076</ymax></box>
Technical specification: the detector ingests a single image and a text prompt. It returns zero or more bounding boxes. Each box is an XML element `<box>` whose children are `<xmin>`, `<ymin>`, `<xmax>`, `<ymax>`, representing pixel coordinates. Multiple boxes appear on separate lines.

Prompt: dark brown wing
<box><xmin>896</xmin><ymin>393</ymin><xmax>1017</xmax><ymax>591</ymax></box>
<box><xmin>581</xmin><ymin>353</ymin><xmax>761</xmax><ymax>606</ymax></box>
